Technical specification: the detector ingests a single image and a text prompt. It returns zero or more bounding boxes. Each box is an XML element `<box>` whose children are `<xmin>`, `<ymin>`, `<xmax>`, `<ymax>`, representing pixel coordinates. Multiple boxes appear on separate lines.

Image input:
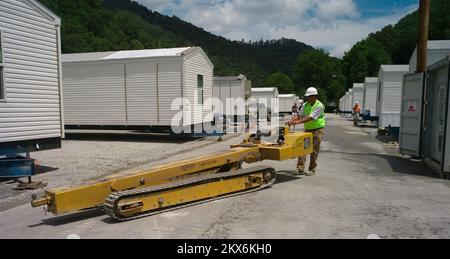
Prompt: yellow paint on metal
<box><xmin>115</xmin><ymin>173</ymin><xmax>265</xmax><ymax>218</ymax></box>
<box><xmin>32</xmin><ymin>130</ymin><xmax>314</xmax><ymax>216</ymax></box>
<box><xmin>33</xmin><ymin>147</ymin><xmax>259</xmax><ymax>215</ymax></box>
<box><xmin>259</xmin><ymin>132</ymin><xmax>313</xmax><ymax>161</ymax></box>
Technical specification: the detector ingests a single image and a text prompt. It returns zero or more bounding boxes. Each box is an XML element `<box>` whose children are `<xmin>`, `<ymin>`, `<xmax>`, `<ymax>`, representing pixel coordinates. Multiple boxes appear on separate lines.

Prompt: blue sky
<box><xmin>135</xmin><ymin>0</ymin><xmax>419</xmax><ymax>57</ymax></box>
<box><xmin>357</xmin><ymin>0</ymin><xmax>418</xmax><ymax>17</ymax></box>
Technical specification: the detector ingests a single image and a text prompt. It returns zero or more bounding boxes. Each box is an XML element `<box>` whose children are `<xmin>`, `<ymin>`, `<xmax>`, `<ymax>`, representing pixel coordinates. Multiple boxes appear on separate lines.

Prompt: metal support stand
<box><xmin>0</xmin><ymin>147</ymin><xmax>46</xmax><ymax>191</ymax></box>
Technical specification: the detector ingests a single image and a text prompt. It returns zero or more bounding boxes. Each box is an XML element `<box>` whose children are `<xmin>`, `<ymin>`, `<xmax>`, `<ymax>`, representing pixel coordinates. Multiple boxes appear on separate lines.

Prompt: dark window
<box><xmin>0</xmin><ymin>30</ymin><xmax>5</xmax><ymax>100</ymax></box>
<box><xmin>197</xmin><ymin>74</ymin><xmax>204</xmax><ymax>104</ymax></box>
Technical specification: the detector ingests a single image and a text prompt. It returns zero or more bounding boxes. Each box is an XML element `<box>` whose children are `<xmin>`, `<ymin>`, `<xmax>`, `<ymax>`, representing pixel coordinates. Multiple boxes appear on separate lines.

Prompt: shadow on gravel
<box><xmin>274</xmin><ymin>171</ymin><xmax>303</xmax><ymax>184</ymax></box>
<box><xmin>323</xmin><ymin>150</ymin><xmax>438</xmax><ymax>179</ymax></box>
<box><xmin>376</xmin><ymin>134</ymin><xmax>399</xmax><ymax>144</ymax></box>
<box><xmin>28</xmin><ymin>208</ymin><xmax>105</xmax><ymax>228</ymax></box>
<box><xmin>65</xmin><ymin>132</ymin><xmax>196</xmax><ymax>144</ymax></box>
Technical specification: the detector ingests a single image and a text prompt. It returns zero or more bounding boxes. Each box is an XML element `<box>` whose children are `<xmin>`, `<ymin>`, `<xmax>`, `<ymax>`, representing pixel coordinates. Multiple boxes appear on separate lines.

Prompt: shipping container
<box><xmin>400</xmin><ymin>56</ymin><xmax>450</xmax><ymax>177</ymax></box>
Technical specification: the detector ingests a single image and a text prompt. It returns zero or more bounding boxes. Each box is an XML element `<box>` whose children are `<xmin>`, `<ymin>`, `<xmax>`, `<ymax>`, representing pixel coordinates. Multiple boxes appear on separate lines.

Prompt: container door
<box><xmin>399</xmin><ymin>73</ymin><xmax>425</xmax><ymax>157</ymax></box>
<box><xmin>430</xmin><ymin>79</ymin><xmax>448</xmax><ymax>163</ymax></box>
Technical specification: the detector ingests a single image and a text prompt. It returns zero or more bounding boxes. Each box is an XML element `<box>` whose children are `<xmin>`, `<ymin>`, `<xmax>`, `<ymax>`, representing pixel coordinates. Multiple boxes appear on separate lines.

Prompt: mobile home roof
<box><xmin>63</xmin><ymin>47</ymin><xmax>194</xmax><ymax>63</ymax></box>
<box><xmin>252</xmin><ymin>87</ymin><xmax>278</xmax><ymax>93</ymax></box>
<box><xmin>380</xmin><ymin>65</ymin><xmax>410</xmax><ymax>72</ymax></box>
<box><xmin>27</xmin><ymin>0</ymin><xmax>61</xmax><ymax>25</ymax></box>
<box><xmin>424</xmin><ymin>40</ymin><xmax>450</xmax><ymax>50</ymax></box>
<box><xmin>365</xmin><ymin>77</ymin><xmax>378</xmax><ymax>83</ymax></box>
<box><xmin>279</xmin><ymin>94</ymin><xmax>295</xmax><ymax>98</ymax></box>
<box><xmin>214</xmin><ymin>75</ymin><xmax>247</xmax><ymax>81</ymax></box>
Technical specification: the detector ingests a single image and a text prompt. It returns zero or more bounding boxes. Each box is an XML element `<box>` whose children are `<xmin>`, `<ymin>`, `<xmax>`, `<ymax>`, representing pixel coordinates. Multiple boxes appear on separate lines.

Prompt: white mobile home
<box><xmin>347</xmin><ymin>89</ymin><xmax>353</xmax><ymax>113</ymax></box>
<box><xmin>251</xmin><ymin>87</ymin><xmax>279</xmax><ymax>119</ymax></box>
<box><xmin>213</xmin><ymin>75</ymin><xmax>251</xmax><ymax>117</ymax></box>
<box><xmin>62</xmin><ymin>47</ymin><xmax>213</xmax><ymax>131</ymax></box>
<box><xmin>352</xmin><ymin>83</ymin><xmax>364</xmax><ymax>112</ymax></box>
<box><xmin>376</xmin><ymin>65</ymin><xmax>409</xmax><ymax>128</ymax></box>
<box><xmin>400</xmin><ymin>57</ymin><xmax>450</xmax><ymax>177</ymax></box>
<box><xmin>409</xmin><ymin>40</ymin><xmax>450</xmax><ymax>73</ymax></box>
<box><xmin>341</xmin><ymin>92</ymin><xmax>349</xmax><ymax>113</ymax></box>
<box><xmin>0</xmin><ymin>0</ymin><xmax>63</xmax><ymax>151</ymax></box>
<box><xmin>279</xmin><ymin>94</ymin><xmax>296</xmax><ymax>114</ymax></box>
<box><xmin>363</xmin><ymin>77</ymin><xmax>378</xmax><ymax>117</ymax></box>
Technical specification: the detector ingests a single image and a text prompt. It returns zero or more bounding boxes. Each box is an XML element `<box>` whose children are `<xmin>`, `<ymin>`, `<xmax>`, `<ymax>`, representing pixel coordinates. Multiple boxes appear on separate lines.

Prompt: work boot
<box><xmin>305</xmin><ymin>170</ymin><xmax>316</xmax><ymax>177</ymax></box>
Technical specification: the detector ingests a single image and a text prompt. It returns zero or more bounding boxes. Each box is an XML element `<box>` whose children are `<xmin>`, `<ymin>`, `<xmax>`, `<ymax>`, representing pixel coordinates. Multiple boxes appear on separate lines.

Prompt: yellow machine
<box><xmin>32</xmin><ymin>127</ymin><xmax>313</xmax><ymax>221</ymax></box>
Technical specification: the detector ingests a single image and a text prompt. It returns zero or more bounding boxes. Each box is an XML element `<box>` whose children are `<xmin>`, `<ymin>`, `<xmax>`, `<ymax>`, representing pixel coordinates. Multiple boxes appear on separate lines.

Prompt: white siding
<box><xmin>352</xmin><ymin>84</ymin><xmax>364</xmax><ymax>109</ymax></box>
<box><xmin>378</xmin><ymin>68</ymin><xmax>409</xmax><ymax>128</ymax></box>
<box><xmin>0</xmin><ymin>0</ymin><xmax>62</xmax><ymax>143</ymax></box>
<box><xmin>279</xmin><ymin>95</ymin><xmax>295</xmax><ymax>113</ymax></box>
<box><xmin>158</xmin><ymin>61</ymin><xmax>182</xmax><ymax>126</ymax></box>
<box><xmin>213</xmin><ymin>77</ymin><xmax>246</xmax><ymax>116</ymax></box>
<box><xmin>63</xmin><ymin>63</ymin><xmax>126</xmax><ymax>126</ymax></box>
<box><xmin>125</xmin><ymin>62</ymin><xmax>158</xmax><ymax>125</ymax></box>
<box><xmin>184</xmin><ymin>50</ymin><xmax>213</xmax><ymax>125</ymax></box>
<box><xmin>363</xmin><ymin>78</ymin><xmax>378</xmax><ymax>116</ymax></box>
<box><xmin>409</xmin><ymin>42</ymin><xmax>450</xmax><ymax>73</ymax></box>
<box><xmin>62</xmin><ymin>47</ymin><xmax>212</xmax><ymax>128</ymax></box>
<box><xmin>63</xmin><ymin>59</ymin><xmax>184</xmax><ymax>127</ymax></box>
<box><xmin>347</xmin><ymin>90</ymin><xmax>353</xmax><ymax>112</ymax></box>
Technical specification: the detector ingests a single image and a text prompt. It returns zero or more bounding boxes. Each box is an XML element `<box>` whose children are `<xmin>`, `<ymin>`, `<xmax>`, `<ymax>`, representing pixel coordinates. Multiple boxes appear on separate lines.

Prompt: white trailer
<box><xmin>0</xmin><ymin>0</ymin><xmax>63</xmax><ymax>152</ymax></box>
<box><xmin>363</xmin><ymin>77</ymin><xmax>379</xmax><ymax>117</ymax></box>
<box><xmin>251</xmin><ymin>87</ymin><xmax>279</xmax><ymax>120</ymax></box>
<box><xmin>400</xmin><ymin>57</ymin><xmax>450</xmax><ymax>177</ymax></box>
<box><xmin>409</xmin><ymin>40</ymin><xmax>450</xmax><ymax>73</ymax></box>
<box><xmin>347</xmin><ymin>89</ymin><xmax>353</xmax><ymax>113</ymax></box>
<box><xmin>62</xmin><ymin>47</ymin><xmax>214</xmax><ymax>132</ymax></box>
<box><xmin>213</xmin><ymin>75</ymin><xmax>250</xmax><ymax>118</ymax></box>
<box><xmin>278</xmin><ymin>94</ymin><xmax>296</xmax><ymax>114</ymax></box>
<box><xmin>352</xmin><ymin>83</ymin><xmax>364</xmax><ymax>112</ymax></box>
<box><xmin>341</xmin><ymin>92</ymin><xmax>349</xmax><ymax>113</ymax></box>
<box><xmin>376</xmin><ymin>65</ymin><xmax>409</xmax><ymax>129</ymax></box>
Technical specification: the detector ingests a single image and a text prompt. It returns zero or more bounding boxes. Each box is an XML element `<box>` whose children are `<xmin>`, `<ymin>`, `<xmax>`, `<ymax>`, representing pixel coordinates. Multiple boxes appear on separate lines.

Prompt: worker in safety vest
<box><xmin>353</xmin><ymin>101</ymin><xmax>361</xmax><ymax>126</ymax></box>
<box><xmin>287</xmin><ymin>87</ymin><xmax>325</xmax><ymax>176</ymax></box>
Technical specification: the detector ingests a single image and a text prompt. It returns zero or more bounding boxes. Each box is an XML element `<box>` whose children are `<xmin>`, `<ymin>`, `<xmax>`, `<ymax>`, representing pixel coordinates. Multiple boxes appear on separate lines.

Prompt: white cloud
<box><xmin>331</xmin><ymin>43</ymin><xmax>352</xmax><ymax>58</ymax></box>
<box><xmin>134</xmin><ymin>0</ymin><xmax>417</xmax><ymax>57</ymax></box>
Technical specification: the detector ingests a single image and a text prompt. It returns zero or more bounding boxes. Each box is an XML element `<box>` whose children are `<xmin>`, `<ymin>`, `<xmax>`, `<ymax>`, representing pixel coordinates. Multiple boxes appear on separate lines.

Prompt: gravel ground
<box><xmin>0</xmin><ymin>131</ymin><xmax>240</xmax><ymax>212</ymax></box>
<box><xmin>0</xmin><ymin>114</ymin><xmax>449</xmax><ymax>239</ymax></box>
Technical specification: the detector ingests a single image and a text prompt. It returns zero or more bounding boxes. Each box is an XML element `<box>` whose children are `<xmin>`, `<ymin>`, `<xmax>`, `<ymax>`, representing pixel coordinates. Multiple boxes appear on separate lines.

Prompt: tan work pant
<box><xmin>297</xmin><ymin>128</ymin><xmax>324</xmax><ymax>172</ymax></box>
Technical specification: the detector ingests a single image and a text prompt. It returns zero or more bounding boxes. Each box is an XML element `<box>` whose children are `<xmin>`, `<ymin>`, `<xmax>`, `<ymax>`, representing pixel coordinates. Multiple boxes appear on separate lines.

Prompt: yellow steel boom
<box><xmin>32</xmin><ymin>127</ymin><xmax>313</xmax><ymax>221</ymax></box>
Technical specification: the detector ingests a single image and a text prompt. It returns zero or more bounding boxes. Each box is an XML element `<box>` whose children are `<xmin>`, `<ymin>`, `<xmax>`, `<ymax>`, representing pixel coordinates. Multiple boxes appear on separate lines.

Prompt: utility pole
<box><xmin>416</xmin><ymin>0</ymin><xmax>430</xmax><ymax>73</ymax></box>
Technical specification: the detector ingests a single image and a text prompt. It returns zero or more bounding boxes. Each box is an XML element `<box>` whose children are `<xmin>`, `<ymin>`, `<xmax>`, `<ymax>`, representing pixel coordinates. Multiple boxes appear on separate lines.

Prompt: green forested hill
<box><xmin>39</xmin><ymin>0</ymin><xmax>313</xmax><ymax>85</ymax></box>
<box><xmin>342</xmin><ymin>0</ymin><xmax>450</xmax><ymax>88</ymax></box>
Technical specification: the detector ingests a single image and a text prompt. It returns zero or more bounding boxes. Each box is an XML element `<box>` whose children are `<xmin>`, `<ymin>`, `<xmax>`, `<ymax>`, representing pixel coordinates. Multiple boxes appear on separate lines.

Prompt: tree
<box><xmin>265</xmin><ymin>72</ymin><xmax>295</xmax><ymax>94</ymax></box>
<box><xmin>292</xmin><ymin>49</ymin><xmax>346</xmax><ymax>106</ymax></box>
<box><xmin>342</xmin><ymin>38</ymin><xmax>391</xmax><ymax>89</ymax></box>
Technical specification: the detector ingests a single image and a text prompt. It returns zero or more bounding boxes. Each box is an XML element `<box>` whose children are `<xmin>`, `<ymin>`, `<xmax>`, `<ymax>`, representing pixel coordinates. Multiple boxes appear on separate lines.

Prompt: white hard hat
<box><xmin>305</xmin><ymin>87</ymin><xmax>318</xmax><ymax>97</ymax></box>
<box><xmin>356</xmin><ymin>101</ymin><xmax>360</xmax><ymax>104</ymax></box>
